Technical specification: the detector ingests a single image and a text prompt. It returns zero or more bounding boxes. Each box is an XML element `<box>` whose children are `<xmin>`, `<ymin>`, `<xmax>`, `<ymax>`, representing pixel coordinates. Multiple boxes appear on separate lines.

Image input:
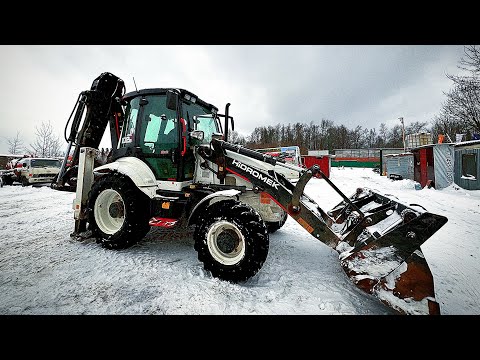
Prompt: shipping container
<box><xmin>454</xmin><ymin>140</ymin><xmax>480</xmax><ymax>190</ymax></box>
<box><xmin>406</xmin><ymin>133</ymin><xmax>433</xmax><ymax>149</ymax></box>
<box><xmin>379</xmin><ymin>148</ymin><xmax>405</xmax><ymax>176</ymax></box>
<box><xmin>384</xmin><ymin>153</ymin><xmax>414</xmax><ymax>180</ymax></box>
<box><xmin>410</xmin><ymin>143</ymin><xmax>455</xmax><ymax>189</ymax></box>
<box><xmin>302</xmin><ymin>155</ymin><xmax>331</xmax><ymax>178</ymax></box>
<box><xmin>307</xmin><ymin>150</ymin><xmax>329</xmax><ymax>156</ymax></box>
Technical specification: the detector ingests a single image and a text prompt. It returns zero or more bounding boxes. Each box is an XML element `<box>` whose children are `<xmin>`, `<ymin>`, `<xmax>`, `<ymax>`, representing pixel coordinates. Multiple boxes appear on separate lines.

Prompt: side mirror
<box><xmin>190</xmin><ymin>130</ymin><xmax>204</xmax><ymax>141</ymax></box>
<box><xmin>166</xmin><ymin>90</ymin><xmax>178</xmax><ymax>111</ymax></box>
<box><xmin>23</xmin><ymin>163</ymin><xmax>27</xmax><ymax>168</ymax></box>
<box><xmin>211</xmin><ymin>132</ymin><xmax>223</xmax><ymax>141</ymax></box>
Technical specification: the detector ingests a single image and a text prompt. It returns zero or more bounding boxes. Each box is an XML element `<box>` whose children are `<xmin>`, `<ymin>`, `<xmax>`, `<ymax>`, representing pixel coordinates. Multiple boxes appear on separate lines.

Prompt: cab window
<box><xmin>119</xmin><ymin>97</ymin><xmax>140</xmax><ymax>148</ymax></box>
<box><xmin>139</xmin><ymin>95</ymin><xmax>178</xmax><ymax>153</ymax></box>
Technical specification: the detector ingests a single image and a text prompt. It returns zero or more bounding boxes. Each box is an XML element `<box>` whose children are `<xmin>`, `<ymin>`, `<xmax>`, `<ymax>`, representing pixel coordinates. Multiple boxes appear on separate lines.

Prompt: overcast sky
<box><xmin>0</xmin><ymin>45</ymin><xmax>467</xmax><ymax>154</ymax></box>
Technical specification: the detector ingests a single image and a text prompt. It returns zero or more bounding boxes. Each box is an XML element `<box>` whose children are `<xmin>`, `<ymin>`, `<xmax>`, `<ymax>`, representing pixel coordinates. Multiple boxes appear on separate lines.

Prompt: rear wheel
<box><xmin>3</xmin><ymin>176</ymin><xmax>13</xmax><ymax>186</ymax></box>
<box><xmin>265</xmin><ymin>209</ymin><xmax>288</xmax><ymax>233</ymax></box>
<box><xmin>87</xmin><ymin>172</ymin><xmax>151</xmax><ymax>250</ymax></box>
<box><xmin>194</xmin><ymin>199</ymin><xmax>269</xmax><ymax>282</ymax></box>
<box><xmin>63</xmin><ymin>166</ymin><xmax>78</xmax><ymax>189</ymax></box>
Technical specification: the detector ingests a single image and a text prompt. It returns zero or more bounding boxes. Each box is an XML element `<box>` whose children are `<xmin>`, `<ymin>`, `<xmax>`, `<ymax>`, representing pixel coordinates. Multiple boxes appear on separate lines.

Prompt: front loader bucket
<box><xmin>327</xmin><ymin>188</ymin><xmax>448</xmax><ymax>315</ymax></box>
<box><xmin>217</xmin><ymin>148</ymin><xmax>448</xmax><ymax>315</ymax></box>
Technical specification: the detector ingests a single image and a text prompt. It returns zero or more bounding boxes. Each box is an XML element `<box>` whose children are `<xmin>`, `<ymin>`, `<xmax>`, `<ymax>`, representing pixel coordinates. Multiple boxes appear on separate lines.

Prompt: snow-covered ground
<box><xmin>0</xmin><ymin>167</ymin><xmax>479</xmax><ymax>315</ymax></box>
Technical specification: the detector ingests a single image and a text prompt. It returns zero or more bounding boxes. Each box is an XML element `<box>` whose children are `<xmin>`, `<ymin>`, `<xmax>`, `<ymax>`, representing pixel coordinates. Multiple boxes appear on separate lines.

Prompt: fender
<box><xmin>94</xmin><ymin>157</ymin><xmax>157</xmax><ymax>198</ymax></box>
<box><xmin>187</xmin><ymin>189</ymin><xmax>241</xmax><ymax>226</ymax></box>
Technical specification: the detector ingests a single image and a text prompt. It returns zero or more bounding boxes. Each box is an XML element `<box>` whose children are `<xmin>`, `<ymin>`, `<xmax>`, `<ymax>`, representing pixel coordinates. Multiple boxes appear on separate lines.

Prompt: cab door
<box><xmin>119</xmin><ymin>94</ymin><xmax>179</xmax><ymax>181</ymax></box>
<box><xmin>138</xmin><ymin>95</ymin><xmax>179</xmax><ymax>181</ymax></box>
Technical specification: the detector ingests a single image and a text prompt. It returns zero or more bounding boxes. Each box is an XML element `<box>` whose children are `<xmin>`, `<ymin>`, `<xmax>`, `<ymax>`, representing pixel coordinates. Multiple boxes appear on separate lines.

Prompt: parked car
<box><xmin>1</xmin><ymin>157</ymin><xmax>22</xmax><ymax>186</ymax></box>
<box><xmin>15</xmin><ymin>157</ymin><xmax>62</xmax><ymax>186</ymax></box>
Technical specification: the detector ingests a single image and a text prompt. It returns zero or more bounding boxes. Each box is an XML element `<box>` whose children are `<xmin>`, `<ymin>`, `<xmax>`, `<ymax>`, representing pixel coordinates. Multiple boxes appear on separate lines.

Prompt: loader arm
<box><xmin>205</xmin><ymin>139</ymin><xmax>448</xmax><ymax>315</ymax></box>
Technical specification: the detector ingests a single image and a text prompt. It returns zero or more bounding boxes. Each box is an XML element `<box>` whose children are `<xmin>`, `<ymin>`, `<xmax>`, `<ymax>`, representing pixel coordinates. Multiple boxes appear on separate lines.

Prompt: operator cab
<box><xmin>115</xmin><ymin>88</ymin><xmax>221</xmax><ymax>183</ymax></box>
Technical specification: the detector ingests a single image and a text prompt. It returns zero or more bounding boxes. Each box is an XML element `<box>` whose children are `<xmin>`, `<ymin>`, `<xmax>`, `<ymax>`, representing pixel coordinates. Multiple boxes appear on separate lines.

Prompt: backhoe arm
<box><xmin>53</xmin><ymin>72</ymin><xmax>125</xmax><ymax>191</ymax></box>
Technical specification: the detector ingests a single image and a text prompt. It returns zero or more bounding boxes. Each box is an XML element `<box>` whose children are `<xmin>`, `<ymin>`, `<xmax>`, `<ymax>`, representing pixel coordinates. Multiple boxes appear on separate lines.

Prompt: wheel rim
<box><xmin>207</xmin><ymin>221</ymin><xmax>245</xmax><ymax>266</ymax></box>
<box><xmin>94</xmin><ymin>189</ymin><xmax>126</xmax><ymax>235</ymax></box>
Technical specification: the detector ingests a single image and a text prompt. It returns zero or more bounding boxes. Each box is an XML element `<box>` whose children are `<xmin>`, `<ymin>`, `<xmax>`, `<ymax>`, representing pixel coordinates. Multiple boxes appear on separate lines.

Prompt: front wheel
<box><xmin>3</xmin><ymin>176</ymin><xmax>13</xmax><ymax>186</ymax></box>
<box><xmin>87</xmin><ymin>172</ymin><xmax>151</xmax><ymax>250</ymax></box>
<box><xmin>194</xmin><ymin>199</ymin><xmax>269</xmax><ymax>282</ymax></box>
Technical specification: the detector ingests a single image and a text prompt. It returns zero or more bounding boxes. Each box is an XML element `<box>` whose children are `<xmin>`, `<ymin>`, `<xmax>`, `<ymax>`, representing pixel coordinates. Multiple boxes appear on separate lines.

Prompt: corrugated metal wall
<box><xmin>454</xmin><ymin>148</ymin><xmax>480</xmax><ymax>190</ymax></box>
<box><xmin>385</xmin><ymin>154</ymin><xmax>414</xmax><ymax>180</ymax></box>
<box><xmin>433</xmin><ymin>144</ymin><xmax>454</xmax><ymax>189</ymax></box>
<box><xmin>380</xmin><ymin>149</ymin><xmax>405</xmax><ymax>175</ymax></box>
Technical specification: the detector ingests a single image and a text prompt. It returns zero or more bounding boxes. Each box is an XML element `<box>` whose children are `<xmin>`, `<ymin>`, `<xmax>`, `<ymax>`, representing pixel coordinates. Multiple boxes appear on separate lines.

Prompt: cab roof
<box><xmin>123</xmin><ymin>88</ymin><xmax>218</xmax><ymax>113</ymax></box>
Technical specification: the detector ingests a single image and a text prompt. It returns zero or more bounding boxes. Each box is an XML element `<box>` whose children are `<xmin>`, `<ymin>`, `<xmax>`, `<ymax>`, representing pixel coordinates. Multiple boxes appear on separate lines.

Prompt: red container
<box><xmin>301</xmin><ymin>155</ymin><xmax>331</xmax><ymax>178</ymax></box>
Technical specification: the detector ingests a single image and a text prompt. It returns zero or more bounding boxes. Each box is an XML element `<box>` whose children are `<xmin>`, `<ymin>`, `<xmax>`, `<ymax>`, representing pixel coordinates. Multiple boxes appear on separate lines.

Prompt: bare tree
<box><xmin>431</xmin><ymin>110</ymin><xmax>469</xmax><ymax>142</ymax></box>
<box><xmin>387</xmin><ymin>125</ymin><xmax>404</xmax><ymax>148</ymax></box>
<box><xmin>436</xmin><ymin>45</ymin><xmax>480</xmax><ymax>135</ymax></box>
<box><xmin>229</xmin><ymin>130</ymin><xmax>247</xmax><ymax>145</ymax></box>
<box><xmin>349</xmin><ymin>125</ymin><xmax>364</xmax><ymax>148</ymax></box>
<box><xmin>247</xmin><ymin>127</ymin><xmax>263</xmax><ymax>148</ymax></box>
<box><xmin>332</xmin><ymin>125</ymin><xmax>349</xmax><ymax>149</ymax></box>
<box><xmin>7</xmin><ymin>131</ymin><xmax>24</xmax><ymax>154</ymax></box>
<box><xmin>244</xmin><ymin>119</ymin><xmax>420</xmax><ymax>152</ymax></box>
<box><xmin>434</xmin><ymin>83</ymin><xmax>480</xmax><ymax>135</ymax></box>
<box><xmin>405</xmin><ymin>121</ymin><xmax>430</xmax><ymax>134</ymax></box>
<box><xmin>457</xmin><ymin>45</ymin><xmax>480</xmax><ymax>75</ymax></box>
<box><xmin>366</xmin><ymin>128</ymin><xmax>377</xmax><ymax>148</ymax></box>
<box><xmin>28</xmin><ymin>121</ymin><xmax>62</xmax><ymax>157</ymax></box>
<box><xmin>319</xmin><ymin>118</ymin><xmax>333</xmax><ymax>150</ymax></box>
<box><xmin>308</xmin><ymin>121</ymin><xmax>319</xmax><ymax>150</ymax></box>
<box><xmin>293</xmin><ymin>122</ymin><xmax>304</xmax><ymax>147</ymax></box>
<box><xmin>378</xmin><ymin>123</ymin><xmax>388</xmax><ymax>146</ymax></box>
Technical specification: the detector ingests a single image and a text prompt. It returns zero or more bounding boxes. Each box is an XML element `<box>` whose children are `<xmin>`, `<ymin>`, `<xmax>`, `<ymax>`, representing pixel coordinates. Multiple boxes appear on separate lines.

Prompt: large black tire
<box><xmin>265</xmin><ymin>209</ymin><xmax>288</xmax><ymax>233</ymax></box>
<box><xmin>194</xmin><ymin>199</ymin><xmax>269</xmax><ymax>282</ymax></box>
<box><xmin>87</xmin><ymin>172</ymin><xmax>151</xmax><ymax>250</ymax></box>
<box><xmin>3</xmin><ymin>176</ymin><xmax>13</xmax><ymax>186</ymax></box>
<box><xmin>52</xmin><ymin>167</ymin><xmax>77</xmax><ymax>191</ymax></box>
<box><xmin>63</xmin><ymin>166</ymin><xmax>78</xmax><ymax>189</ymax></box>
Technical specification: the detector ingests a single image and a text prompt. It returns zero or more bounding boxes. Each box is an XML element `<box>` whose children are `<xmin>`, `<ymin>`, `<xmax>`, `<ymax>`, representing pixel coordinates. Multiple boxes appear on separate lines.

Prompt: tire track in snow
<box><xmin>0</xmin><ymin>179</ymin><xmax>399</xmax><ymax>315</ymax></box>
